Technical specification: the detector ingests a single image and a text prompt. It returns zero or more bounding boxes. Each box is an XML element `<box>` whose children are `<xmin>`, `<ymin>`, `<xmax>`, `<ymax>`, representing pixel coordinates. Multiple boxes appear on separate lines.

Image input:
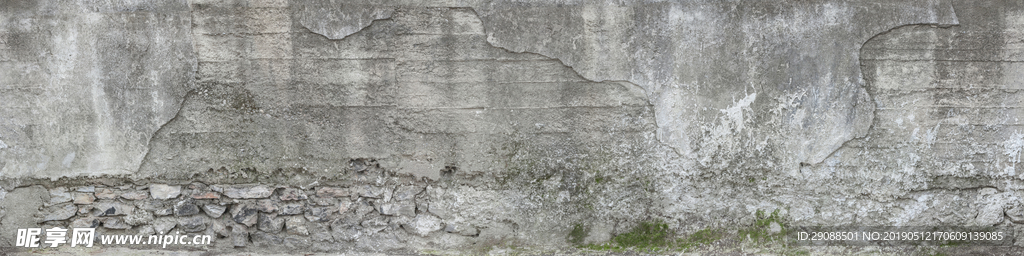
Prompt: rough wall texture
<box><xmin>0</xmin><ymin>0</ymin><xmax>194</xmax><ymax>178</ymax></box>
<box><xmin>1</xmin><ymin>0</ymin><xmax>1024</xmax><ymax>254</ymax></box>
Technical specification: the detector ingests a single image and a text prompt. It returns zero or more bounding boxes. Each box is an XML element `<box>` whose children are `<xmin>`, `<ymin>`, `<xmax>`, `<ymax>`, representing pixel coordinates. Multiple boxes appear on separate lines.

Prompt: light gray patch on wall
<box><xmin>0</xmin><ymin>0</ymin><xmax>194</xmax><ymax>178</ymax></box>
<box><xmin>295</xmin><ymin>0</ymin><xmax>395</xmax><ymax>40</ymax></box>
<box><xmin>474</xmin><ymin>0</ymin><xmax>959</xmax><ymax>171</ymax></box>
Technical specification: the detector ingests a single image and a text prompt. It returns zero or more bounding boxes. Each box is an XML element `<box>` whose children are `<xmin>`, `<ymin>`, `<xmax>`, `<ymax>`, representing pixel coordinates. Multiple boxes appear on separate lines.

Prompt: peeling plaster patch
<box><xmin>397</xmin><ymin>158</ymin><xmax>441</xmax><ymax>181</ymax></box>
<box><xmin>62</xmin><ymin>152</ymin><xmax>75</xmax><ymax>168</ymax></box>
<box><xmin>1004</xmin><ymin>131</ymin><xmax>1024</xmax><ymax>164</ymax></box>
<box><xmin>35</xmin><ymin>155</ymin><xmax>50</xmax><ymax>172</ymax></box>
<box><xmin>720</xmin><ymin>93</ymin><xmax>756</xmax><ymax>133</ymax></box>
<box><xmin>892</xmin><ymin>195</ymin><xmax>930</xmax><ymax>226</ymax></box>
<box><xmin>296</xmin><ymin>0</ymin><xmax>394</xmax><ymax>40</ymax></box>
<box><xmin>475</xmin><ymin>0</ymin><xmax>959</xmax><ymax>168</ymax></box>
<box><xmin>0</xmin><ymin>1</ymin><xmax>194</xmax><ymax>179</ymax></box>
<box><xmin>924</xmin><ymin>124</ymin><xmax>940</xmax><ymax>147</ymax></box>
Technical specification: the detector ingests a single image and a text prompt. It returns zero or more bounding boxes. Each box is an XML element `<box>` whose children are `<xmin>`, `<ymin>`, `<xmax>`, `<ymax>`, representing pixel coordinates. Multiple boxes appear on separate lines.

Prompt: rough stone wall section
<box><xmin>0</xmin><ymin>162</ymin><xmax>465</xmax><ymax>251</ymax></box>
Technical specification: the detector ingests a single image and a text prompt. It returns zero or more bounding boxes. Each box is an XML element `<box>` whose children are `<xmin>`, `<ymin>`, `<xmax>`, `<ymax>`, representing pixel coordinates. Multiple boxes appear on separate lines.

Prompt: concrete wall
<box><xmin>1</xmin><ymin>0</ymin><xmax>1023</xmax><ymax>254</ymax></box>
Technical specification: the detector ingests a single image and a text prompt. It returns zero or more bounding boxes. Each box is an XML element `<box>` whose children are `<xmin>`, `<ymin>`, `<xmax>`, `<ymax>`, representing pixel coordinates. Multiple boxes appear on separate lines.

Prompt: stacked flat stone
<box><xmin>33</xmin><ymin>173</ymin><xmax>473</xmax><ymax>249</ymax></box>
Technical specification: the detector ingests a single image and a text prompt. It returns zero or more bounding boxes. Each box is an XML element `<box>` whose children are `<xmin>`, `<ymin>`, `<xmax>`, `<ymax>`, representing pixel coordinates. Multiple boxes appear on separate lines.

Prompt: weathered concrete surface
<box><xmin>1</xmin><ymin>0</ymin><xmax>1024</xmax><ymax>254</ymax></box>
<box><xmin>0</xmin><ymin>0</ymin><xmax>194</xmax><ymax>178</ymax></box>
<box><xmin>786</xmin><ymin>0</ymin><xmax>1024</xmax><ymax>225</ymax></box>
<box><xmin>135</xmin><ymin>5</ymin><xmax>662</xmax><ymax>251</ymax></box>
<box><xmin>476</xmin><ymin>0</ymin><xmax>959</xmax><ymax>170</ymax></box>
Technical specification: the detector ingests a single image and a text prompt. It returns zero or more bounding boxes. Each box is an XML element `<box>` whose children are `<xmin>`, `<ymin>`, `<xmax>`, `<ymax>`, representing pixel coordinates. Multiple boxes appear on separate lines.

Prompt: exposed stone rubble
<box><xmin>16</xmin><ymin>163</ymin><xmax>465</xmax><ymax>251</ymax></box>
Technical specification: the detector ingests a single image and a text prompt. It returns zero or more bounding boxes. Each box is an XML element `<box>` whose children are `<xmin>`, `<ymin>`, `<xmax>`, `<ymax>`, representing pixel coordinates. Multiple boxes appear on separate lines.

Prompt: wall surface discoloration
<box><xmin>476</xmin><ymin>0</ymin><xmax>959</xmax><ymax>170</ymax></box>
<box><xmin>0</xmin><ymin>0</ymin><xmax>194</xmax><ymax>179</ymax></box>
<box><xmin>2</xmin><ymin>0</ymin><xmax>1024</xmax><ymax>254</ymax></box>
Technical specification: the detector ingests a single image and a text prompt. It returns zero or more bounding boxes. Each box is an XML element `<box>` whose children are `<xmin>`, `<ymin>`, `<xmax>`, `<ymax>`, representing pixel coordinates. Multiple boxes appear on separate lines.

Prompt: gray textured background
<box><xmin>1</xmin><ymin>0</ymin><xmax>1023</xmax><ymax>254</ymax></box>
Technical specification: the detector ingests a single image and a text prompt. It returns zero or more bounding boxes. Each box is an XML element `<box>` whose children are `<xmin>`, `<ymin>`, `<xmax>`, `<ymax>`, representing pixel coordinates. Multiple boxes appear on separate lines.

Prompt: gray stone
<box><xmin>974</xmin><ymin>204</ymin><xmax>1005</xmax><ymax>226</ymax></box>
<box><xmin>120</xmin><ymin>191</ymin><xmax>148</xmax><ymax>200</ymax></box>
<box><xmin>280</xmin><ymin>188</ymin><xmax>308</xmax><ymax>201</ymax></box>
<box><xmin>444</xmin><ymin>223</ymin><xmax>479</xmax><ymax>236</ymax></box>
<box><xmin>213</xmin><ymin>185</ymin><xmax>273</xmax><ymax>199</ymax></box>
<box><xmin>425</xmin><ymin>203</ymin><xmax>451</xmax><ymax>220</ymax></box>
<box><xmin>42</xmin><ymin>204</ymin><xmax>77</xmax><ymax>222</ymax></box>
<box><xmin>258</xmin><ymin>214</ymin><xmax>285</xmax><ymax>233</ymax></box>
<box><xmin>174</xmin><ymin>201</ymin><xmax>201</xmax><ymax>216</ymax></box>
<box><xmin>232</xmin><ymin>224</ymin><xmax>249</xmax><ymax>247</ymax></box>
<box><xmin>154</xmin><ymin>219</ymin><xmax>177</xmax><ymax>235</ymax></box>
<box><xmin>280</xmin><ymin>203</ymin><xmax>305</xmax><ymax>215</ymax></box>
<box><xmin>285</xmin><ymin>216</ymin><xmax>309</xmax><ymax>236</ymax></box>
<box><xmin>357</xmin><ymin>185</ymin><xmax>386</xmax><ymax>199</ymax></box>
<box><xmin>137</xmin><ymin>199</ymin><xmax>170</xmax><ymax>212</ymax></box>
<box><xmin>71</xmin><ymin>217</ymin><xmax>100</xmax><ymax>228</ymax></box>
<box><xmin>354</xmin><ymin>201</ymin><xmax>376</xmax><ymax>217</ymax></box>
<box><xmin>203</xmin><ymin>204</ymin><xmax>228</xmax><ymax>218</ymax></box>
<box><xmin>93</xmin><ymin>201</ymin><xmax>134</xmax><ymax>216</ymax></box>
<box><xmin>256</xmin><ymin>199</ymin><xmax>278</xmax><ymax>213</ymax></box>
<box><xmin>94</xmin><ymin>188</ymin><xmax>118</xmax><ymax>200</ymax></box>
<box><xmin>314</xmin><ymin>231</ymin><xmax>336</xmax><ymax>242</ymax></box>
<box><xmin>137</xmin><ymin>225</ymin><xmax>156</xmax><ymax>236</ymax></box>
<box><xmin>191</xmin><ymin>191</ymin><xmax>221</xmax><ymax>199</ymax></box>
<box><xmin>311</xmin><ymin>197</ymin><xmax>335</xmax><ymax>206</ymax></box>
<box><xmin>72</xmin><ymin>193</ymin><xmax>95</xmax><ymax>205</ymax></box>
<box><xmin>103</xmin><ymin>218</ymin><xmax>132</xmax><ymax>229</ymax></box>
<box><xmin>78</xmin><ymin>205</ymin><xmax>93</xmax><ymax>215</ymax></box>
<box><xmin>75</xmin><ymin>186</ymin><xmax>95</xmax><ymax>193</ymax></box>
<box><xmin>980</xmin><ymin>188</ymin><xmax>999</xmax><ymax>197</ymax></box>
<box><xmin>1007</xmin><ymin>206</ymin><xmax>1024</xmax><ymax>223</ymax></box>
<box><xmin>379</xmin><ymin>201</ymin><xmax>416</xmax><ymax>217</ymax></box>
<box><xmin>149</xmin><ymin>184</ymin><xmax>182</xmax><ymax>200</ymax></box>
<box><xmin>232</xmin><ymin>203</ymin><xmax>260</xmax><ymax>227</ymax></box>
<box><xmin>48</xmin><ymin>187</ymin><xmax>72</xmax><ymax>205</ymax></box>
<box><xmin>1017</xmin><ymin>226</ymin><xmax>1024</xmax><ymax>248</ymax></box>
<box><xmin>360</xmin><ymin>215</ymin><xmax>389</xmax><ymax>233</ymax></box>
<box><xmin>331</xmin><ymin>227</ymin><xmax>361</xmax><ymax>242</ymax></box>
<box><xmin>251</xmin><ymin>232</ymin><xmax>284</xmax><ymax>247</ymax></box>
<box><xmin>179</xmin><ymin>216</ymin><xmax>207</xmax><ymax>232</ymax></box>
<box><xmin>154</xmin><ymin>208</ymin><xmax>174</xmax><ymax>216</ymax></box>
<box><xmin>304</xmin><ymin>207</ymin><xmax>333</xmax><ymax>223</ymax></box>
<box><xmin>392</xmin><ymin>186</ymin><xmax>423</xmax><ymax>202</ymax></box>
<box><xmin>404</xmin><ymin>214</ymin><xmax>443</xmax><ymax>237</ymax></box>
<box><xmin>973</xmin><ymin>190</ymin><xmax>1011</xmax><ymax>226</ymax></box>
<box><xmin>212</xmin><ymin>221</ymin><xmax>230</xmax><ymax>237</ymax></box>
<box><xmin>316</xmin><ymin>187</ymin><xmax>349</xmax><ymax>198</ymax></box>
<box><xmin>334</xmin><ymin>215</ymin><xmax>362</xmax><ymax>228</ymax></box>
<box><xmin>124</xmin><ymin>209</ymin><xmax>155</xmax><ymax>226</ymax></box>
<box><xmin>338</xmin><ymin>200</ymin><xmax>354</xmax><ymax>214</ymax></box>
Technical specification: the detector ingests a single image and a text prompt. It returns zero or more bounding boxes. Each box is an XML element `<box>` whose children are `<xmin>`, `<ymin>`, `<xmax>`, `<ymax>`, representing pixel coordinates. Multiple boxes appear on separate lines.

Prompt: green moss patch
<box><xmin>613</xmin><ymin>220</ymin><xmax>673</xmax><ymax>249</ymax></box>
<box><xmin>738</xmin><ymin>209</ymin><xmax>787</xmax><ymax>243</ymax></box>
<box><xmin>677</xmin><ymin>228</ymin><xmax>724</xmax><ymax>249</ymax></box>
<box><xmin>568</xmin><ymin>223</ymin><xmax>589</xmax><ymax>245</ymax></box>
<box><xmin>579</xmin><ymin>220</ymin><xmax>723</xmax><ymax>253</ymax></box>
